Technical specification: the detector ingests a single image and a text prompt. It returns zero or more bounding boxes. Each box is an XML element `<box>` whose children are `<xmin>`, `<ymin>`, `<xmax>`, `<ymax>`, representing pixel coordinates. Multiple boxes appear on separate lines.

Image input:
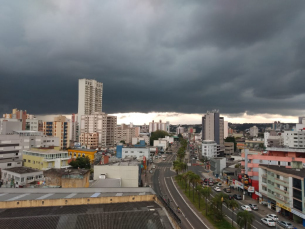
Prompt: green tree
<box><xmin>202</xmin><ymin>186</ymin><xmax>211</xmax><ymax>216</ymax></box>
<box><xmin>225</xmin><ymin>198</ymin><xmax>239</xmax><ymax>227</ymax></box>
<box><xmin>196</xmin><ymin>184</ymin><xmax>203</xmax><ymax>209</ymax></box>
<box><xmin>69</xmin><ymin>156</ymin><xmax>91</xmax><ymax>169</ymax></box>
<box><xmin>225</xmin><ymin>136</ymin><xmax>237</xmax><ymax>151</ymax></box>
<box><xmin>120</xmin><ymin>140</ymin><xmax>125</xmax><ymax>144</ymax></box>
<box><xmin>237</xmin><ymin>211</ymin><xmax>254</xmax><ymax>229</ymax></box>
<box><xmin>190</xmin><ymin>174</ymin><xmax>201</xmax><ymax>202</ymax></box>
<box><xmin>150</xmin><ymin>130</ymin><xmax>169</xmax><ymax>145</ymax></box>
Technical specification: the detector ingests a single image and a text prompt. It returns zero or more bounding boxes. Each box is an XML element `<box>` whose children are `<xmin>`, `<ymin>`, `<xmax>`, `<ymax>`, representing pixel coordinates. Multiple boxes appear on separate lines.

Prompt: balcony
<box><xmin>274</xmin><ymin>178</ymin><xmax>289</xmax><ymax>186</ymax></box>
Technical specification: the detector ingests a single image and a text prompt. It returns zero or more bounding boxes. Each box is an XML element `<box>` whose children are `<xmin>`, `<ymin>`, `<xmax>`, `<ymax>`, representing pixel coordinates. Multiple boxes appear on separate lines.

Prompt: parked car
<box><xmin>248</xmin><ymin>204</ymin><xmax>258</xmax><ymax>210</ymax></box>
<box><xmin>261</xmin><ymin>218</ymin><xmax>276</xmax><ymax>227</ymax></box>
<box><xmin>277</xmin><ymin>221</ymin><xmax>294</xmax><ymax>229</ymax></box>
<box><xmin>152</xmin><ymin>165</ymin><xmax>156</xmax><ymax>169</ymax></box>
<box><xmin>162</xmin><ymin>158</ymin><xmax>166</xmax><ymax>161</ymax></box>
<box><xmin>203</xmin><ymin>178</ymin><xmax>208</xmax><ymax>185</ymax></box>
<box><xmin>241</xmin><ymin>205</ymin><xmax>252</xmax><ymax>211</ymax></box>
<box><xmin>233</xmin><ymin>194</ymin><xmax>242</xmax><ymax>200</ymax></box>
<box><xmin>223</xmin><ymin>188</ymin><xmax>231</xmax><ymax>193</ymax></box>
<box><xmin>214</xmin><ymin>187</ymin><xmax>221</xmax><ymax>192</ymax></box>
<box><xmin>266</xmin><ymin>214</ymin><xmax>279</xmax><ymax>221</ymax></box>
<box><xmin>228</xmin><ymin>195</ymin><xmax>234</xmax><ymax>200</ymax></box>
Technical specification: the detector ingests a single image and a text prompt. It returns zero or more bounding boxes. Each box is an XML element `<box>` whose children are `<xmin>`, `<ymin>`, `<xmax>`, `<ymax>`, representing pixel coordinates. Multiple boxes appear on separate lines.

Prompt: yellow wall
<box><xmin>23</xmin><ymin>155</ymin><xmax>45</xmax><ymax>170</ymax></box>
<box><xmin>68</xmin><ymin>149</ymin><xmax>97</xmax><ymax>162</ymax></box>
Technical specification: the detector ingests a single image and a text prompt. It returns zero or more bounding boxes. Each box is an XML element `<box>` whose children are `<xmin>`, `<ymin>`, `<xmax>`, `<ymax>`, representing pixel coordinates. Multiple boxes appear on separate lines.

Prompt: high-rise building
<box><xmin>201</xmin><ymin>110</ymin><xmax>225</xmax><ymax>156</ymax></box>
<box><xmin>116</xmin><ymin>124</ymin><xmax>136</xmax><ymax>144</ymax></box>
<box><xmin>149</xmin><ymin>120</ymin><xmax>170</xmax><ymax>133</ymax></box>
<box><xmin>249</xmin><ymin>126</ymin><xmax>259</xmax><ymax>137</ymax></box>
<box><xmin>71</xmin><ymin>114</ymin><xmax>78</xmax><ymax>143</ymax></box>
<box><xmin>80</xmin><ymin>112</ymin><xmax>117</xmax><ymax>147</ymax></box>
<box><xmin>42</xmin><ymin>115</ymin><xmax>71</xmax><ymax>149</ymax></box>
<box><xmin>78</xmin><ymin>79</ymin><xmax>103</xmax><ymax>126</ymax></box>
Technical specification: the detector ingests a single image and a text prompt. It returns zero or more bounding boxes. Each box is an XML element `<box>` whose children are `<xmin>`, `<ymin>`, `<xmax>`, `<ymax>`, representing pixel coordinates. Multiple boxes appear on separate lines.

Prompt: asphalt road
<box><xmin>151</xmin><ymin>144</ymin><xmax>211</xmax><ymax>229</ymax></box>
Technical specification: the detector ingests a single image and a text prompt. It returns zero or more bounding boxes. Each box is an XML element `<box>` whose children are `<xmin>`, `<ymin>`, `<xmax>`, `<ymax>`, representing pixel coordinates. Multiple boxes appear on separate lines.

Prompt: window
<box><xmin>277</xmin><ymin>175</ymin><xmax>280</xmax><ymax>179</ymax></box>
<box><xmin>28</xmin><ymin>160</ymin><xmax>31</xmax><ymax>163</ymax></box>
<box><xmin>288</xmin><ymin>162</ymin><xmax>291</xmax><ymax>166</ymax></box>
<box><xmin>23</xmin><ymin>159</ymin><xmax>26</xmax><ymax>162</ymax></box>
<box><xmin>7</xmin><ymin>163</ymin><xmax>11</xmax><ymax>166</ymax></box>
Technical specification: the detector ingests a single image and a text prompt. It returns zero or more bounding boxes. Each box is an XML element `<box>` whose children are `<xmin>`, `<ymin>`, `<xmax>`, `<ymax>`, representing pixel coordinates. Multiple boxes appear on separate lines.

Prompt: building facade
<box><xmin>249</xmin><ymin>126</ymin><xmax>259</xmax><ymax>137</ymax></box>
<box><xmin>224</xmin><ymin>142</ymin><xmax>234</xmax><ymax>155</ymax></box>
<box><xmin>116</xmin><ymin>124</ymin><xmax>136</xmax><ymax>144</ymax></box>
<box><xmin>23</xmin><ymin>148</ymin><xmax>70</xmax><ymax>170</ymax></box>
<box><xmin>149</xmin><ymin>120</ymin><xmax>170</xmax><ymax>133</ymax></box>
<box><xmin>201</xmin><ymin>140</ymin><xmax>217</xmax><ymax>158</ymax></box>
<box><xmin>79</xmin><ymin>132</ymin><xmax>99</xmax><ymax>149</ymax></box>
<box><xmin>67</xmin><ymin>148</ymin><xmax>97</xmax><ymax>163</ymax></box>
<box><xmin>78</xmin><ymin>79</ymin><xmax>103</xmax><ymax>125</ymax></box>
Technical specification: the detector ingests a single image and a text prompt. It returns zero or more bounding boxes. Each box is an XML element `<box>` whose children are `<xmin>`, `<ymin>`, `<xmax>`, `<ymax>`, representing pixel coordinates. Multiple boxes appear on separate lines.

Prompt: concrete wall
<box><xmin>94</xmin><ymin>165</ymin><xmax>139</xmax><ymax>187</ymax></box>
<box><xmin>0</xmin><ymin>194</ymin><xmax>156</xmax><ymax>209</ymax></box>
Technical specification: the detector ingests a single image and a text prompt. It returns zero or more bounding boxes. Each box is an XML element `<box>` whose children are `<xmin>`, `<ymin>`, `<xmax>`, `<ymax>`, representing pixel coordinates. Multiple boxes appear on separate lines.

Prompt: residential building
<box><xmin>149</xmin><ymin>120</ymin><xmax>170</xmax><ymax>133</ymax></box>
<box><xmin>153</xmin><ymin>139</ymin><xmax>168</xmax><ymax>151</ymax></box>
<box><xmin>3</xmin><ymin>108</ymin><xmax>27</xmax><ymax>130</ymax></box>
<box><xmin>71</xmin><ymin>113</ymin><xmax>78</xmax><ymax>142</ymax></box>
<box><xmin>79</xmin><ymin>132</ymin><xmax>99</xmax><ymax>149</ymax></box>
<box><xmin>224</xmin><ymin>121</ymin><xmax>228</xmax><ymax>139</ymax></box>
<box><xmin>43</xmin><ymin>168</ymin><xmax>90</xmax><ymax>188</ymax></box>
<box><xmin>2</xmin><ymin>167</ymin><xmax>44</xmax><ymax>188</ymax></box>
<box><xmin>201</xmin><ymin>140</ymin><xmax>217</xmax><ymax>158</ymax></box>
<box><xmin>284</xmin><ymin>129</ymin><xmax>305</xmax><ymax>149</ymax></box>
<box><xmin>42</xmin><ymin>115</ymin><xmax>71</xmax><ymax>149</ymax></box>
<box><xmin>201</xmin><ymin>110</ymin><xmax>225</xmax><ymax>155</ymax></box>
<box><xmin>23</xmin><ymin>148</ymin><xmax>70</xmax><ymax>170</ymax></box>
<box><xmin>67</xmin><ymin>148</ymin><xmax>98</xmax><ymax>163</ymax></box>
<box><xmin>264</xmin><ymin>130</ymin><xmax>283</xmax><ymax>148</ymax></box>
<box><xmin>210</xmin><ymin>157</ymin><xmax>226</xmax><ymax>177</ymax></box>
<box><xmin>78</xmin><ymin>78</ymin><xmax>103</xmax><ymax>126</ymax></box>
<box><xmin>176</xmin><ymin>126</ymin><xmax>184</xmax><ymax>134</ymax></box>
<box><xmin>259</xmin><ymin>165</ymin><xmax>305</xmax><ymax>225</ymax></box>
<box><xmin>273</xmin><ymin>121</ymin><xmax>282</xmax><ymax>131</ymax></box>
<box><xmin>116</xmin><ymin>124</ymin><xmax>136</xmax><ymax>144</ymax></box>
<box><xmin>121</xmin><ymin>147</ymin><xmax>150</xmax><ymax>162</ymax></box>
<box><xmin>132</xmin><ymin>136</ymin><xmax>149</xmax><ymax>145</ymax></box>
<box><xmin>0</xmin><ymin>118</ymin><xmax>22</xmax><ymax>134</ymax></box>
<box><xmin>224</xmin><ymin>142</ymin><xmax>234</xmax><ymax>156</ymax></box>
<box><xmin>244</xmin><ymin>140</ymin><xmax>264</xmax><ymax>149</ymax></box>
<box><xmin>80</xmin><ymin>112</ymin><xmax>117</xmax><ymax>147</ymax></box>
<box><xmin>93</xmin><ymin>161</ymin><xmax>142</xmax><ymax>187</ymax></box>
<box><xmin>249</xmin><ymin>126</ymin><xmax>259</xmax><ymax>137</ymax></box>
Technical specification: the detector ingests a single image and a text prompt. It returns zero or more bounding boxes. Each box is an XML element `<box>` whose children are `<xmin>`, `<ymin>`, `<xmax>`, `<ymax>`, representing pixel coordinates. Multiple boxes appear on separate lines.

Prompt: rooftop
<box><xmin>0</xmin><ymin>201</ymin><xmax>170</xmax><ymax>229</ymax></box>
<box><xmin>26</xmin><ymin>148</ymin><xmax>65</xmax><ymax>154</ymax></box>
<box><xmin>259</xmin><ymin>165</ymin><xmax>305</xmax><ymax>178</ymax></box>
<box><xmin>266</xmin><ymin>147</ymin><xmax>305</xmax><ymax>153</ymax></box>
<box><xmin>68</xmin><ymin>148</ymin><xmax>97</xmax><ymax>152</ymax></box>
<box><xmin>43</xmin><ymin>168</ymin><xmax>90</xmax><ymax>176</ymax></box>
<box><xmin>2</xmin><ymin>167</ymin><xmax>41</xmax><ymax>174</ymax></box>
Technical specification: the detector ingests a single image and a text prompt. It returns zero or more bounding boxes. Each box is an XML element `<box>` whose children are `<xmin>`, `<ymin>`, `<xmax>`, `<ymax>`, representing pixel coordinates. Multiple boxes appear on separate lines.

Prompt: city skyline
<box><xmin>1</xmin><ymin>1</ymin><xmax>305</xmax><ymax>119</ymax></box>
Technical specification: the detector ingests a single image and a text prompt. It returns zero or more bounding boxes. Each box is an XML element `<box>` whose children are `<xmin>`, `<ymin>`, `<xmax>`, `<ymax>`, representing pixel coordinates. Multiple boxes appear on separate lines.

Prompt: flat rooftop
<box><xmin>0</xmin><ymin>201</ymin><xmax>171</xmax><ymax>229</ymax></box>
<box><xmin>2</xmin><ymin>167</ymin><xmax>41</xmax><ymax>174</ymax></box>
<box><xmin>259</xmin><ymin>165</ymin><xmax>305</xmax><ymax>178</ymax></box>
<box><xmin>68</xmin><ymin>149</ymin><xmax>97</xmax><ymax>152</ymax></box>
<box><xmin>0</xmin><ymin>187</ymin><xmax>155</xmax><ymax>202</ymax></box>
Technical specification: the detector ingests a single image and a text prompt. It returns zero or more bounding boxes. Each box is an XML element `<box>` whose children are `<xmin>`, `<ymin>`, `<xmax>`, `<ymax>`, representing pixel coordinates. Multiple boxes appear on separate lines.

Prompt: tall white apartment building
<box><xmin>149</xmin><ymin>120</ymin><xmax>170</xmax><ymax>133</ymax></box>
<box><xmin>80</xmin><ymin>112</ymin><xmax>117</xmax><ymax>147</ymax></box>
<box><xmin>78</xmin><ymin>79</ymin><xmax>103</xmax><ymax>125</ymax></box>
<box><xmin>201</xmin><ymin>140</ymin><xmax>217</xmax><ymax>158</ymax></box>
<box><xmin>249</xmin><ymin>126</ymin><xmax>259</xmax><ymax>137</ymax></box>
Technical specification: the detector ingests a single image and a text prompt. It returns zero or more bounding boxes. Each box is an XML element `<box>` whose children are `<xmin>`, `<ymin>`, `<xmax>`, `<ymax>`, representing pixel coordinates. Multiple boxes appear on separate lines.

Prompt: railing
<box><xmin>158</xmin><ymin>195</ymin><xmax>181</xmax><ymax>225</ymax></box>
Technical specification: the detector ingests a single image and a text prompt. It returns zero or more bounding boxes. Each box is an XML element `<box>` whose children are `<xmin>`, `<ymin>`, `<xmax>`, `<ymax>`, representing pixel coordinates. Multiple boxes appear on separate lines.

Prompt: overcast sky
<box><xmin>1</xmin><ymin>0</ymin><xmax>305</xmax><ymax>123</ymax></box>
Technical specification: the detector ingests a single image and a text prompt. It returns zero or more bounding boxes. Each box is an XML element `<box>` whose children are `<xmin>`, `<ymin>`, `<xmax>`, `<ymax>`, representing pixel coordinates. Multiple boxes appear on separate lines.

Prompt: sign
<box><xmin>255</xmin><ymin>191</ymin><xmax>262</xmax><ymax>197</ymax></box>
<box><xmin>292</xmin><ymin>208</ymin><xmax>305</xmax><ymax>219</ymax></box>
<box><xmin>235</xmin><ymin>181</ymin><xmax>244</xmax><ymax>189</ymax></box>
<box><xmin>277</xmin><ymin>203</ymin><xmax>291</xmax><ymax>212</ymax></box>
<box><xmin>248</xmin><ymin>186</ymin><xmax>254</xmax><ymax>193</ymax></box>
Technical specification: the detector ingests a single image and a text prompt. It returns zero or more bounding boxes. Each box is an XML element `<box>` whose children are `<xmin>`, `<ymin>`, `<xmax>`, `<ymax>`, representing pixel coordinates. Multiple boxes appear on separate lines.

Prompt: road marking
<box><xmin>6</xmin><ymin>194</ymin><xmax>30</xmax><ymax>201</ymax></box>
<box><xmin>64</xmin><ymin>193</ymin><xmax>78</xmax><ymax>199</ymax></box>
<box><xmin>36</xmin><ymin>193</ymin><xmax>54</xmax><ymax>200</ymax></box>
<box><xmin>0</xmin><ymin>193</ymin><xmax>8</xmax><ymax>197</ymax></box>
<box><xmin>171</xmin><ymin>177</ymin><xmax>210</xmax><ymax>229</ymax></box>
<box><xmin>90</xmin><ymin>193</ymin><xmax>101</xmax><ymax>198</ymax></box>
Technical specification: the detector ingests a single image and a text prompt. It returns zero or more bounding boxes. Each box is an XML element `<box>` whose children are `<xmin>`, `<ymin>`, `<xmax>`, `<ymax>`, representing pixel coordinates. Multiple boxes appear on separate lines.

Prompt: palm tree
<box><xmin>186</xmin><ymin>171</ymin><xmax>195</xmax><ymax>197</ymax></box>
<box><xmin>182</xmin><ymin>172</ymin><xmax>189</xmax><ymax>192</ymax></box>
<box><xmin>225</xmin><ymin>199</ymin><xmax>239</xmax><ymax>227</ymax></box>
<box><xmin>196</xmin><ymin>185</ymin><xmax>203</xmax><ymax>209</ymax></box>
<box><xmin>173</xmin><ymin>161</ymin><xmax>181</xmax><ymax>175</ymax></box>
<box><xmin>176</xmin><ymin>174</ymin><xmax>183</xmax><ymax>184</ymax></box>
<box><xmin>191</xmin><ymin>174</ymin><xmax>201</xmax><ymax>202</ymax></box>
<box><xmin>202</xmin><ymin>186</ymin><xmax>211</xmax><ymax>216</ymax></box>
<box><xmin>237</xmin><ymin>211</ymin><xmax>254</xmax><ymax>229</ymax></box>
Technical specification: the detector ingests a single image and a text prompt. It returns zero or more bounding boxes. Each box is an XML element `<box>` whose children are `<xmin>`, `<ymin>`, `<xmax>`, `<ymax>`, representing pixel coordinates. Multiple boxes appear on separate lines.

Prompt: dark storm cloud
<box><xmin>1</xmin><ymin>0</ymin><xmax>305</xmax><ymax>117</ymax></box>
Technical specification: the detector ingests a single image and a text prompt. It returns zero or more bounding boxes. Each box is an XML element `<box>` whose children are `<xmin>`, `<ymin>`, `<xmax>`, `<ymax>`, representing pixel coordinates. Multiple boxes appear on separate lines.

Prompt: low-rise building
<box><xmin>43</xmin><ymin>168</ymin><xmax>90</xmax><ymax>188</ymax></box>
<box><xmin>210</xmin><ymin>157</ymin><xmax>226</xmax><ymax>177</ymax></box>
<box><xmin>23</xmin><ymin>148</ymin><xmax>70</xmax><ymax>170</ymax></box>
<box><xmin>122</xmin><ymin>147</ymin><xmax>150</xmax><ymax>161</ymax></box>
<box><xmin>249</xmin><ymin>126</ymin><xmax>259</xmax><ymax>137</ymax></box>
<box><xmin>259</xmin><ymin>164</ymin><xmax>305</xmax><ymax>225</ymax></box>
<box><xmin>93</xmin><ymin>161</ymin><xmax>141</xmax><ymax>187</ymax></box>
<box><xmin>1</xmin><ymin>167</ymin><xmax>43</xmax><ymax>188</ymax></box>
<box><xmin>202</xmin><ymin>140</ymin><xmax>217</xmax><ymax>158</ymax></box>
<box><xmin>67</xmin><ymin>148</ymin><xmax>97</xmax><ymax>163</ymax></box>
<box><xmin>153</xmin><ymin>139</ymin><xmax>168</xmax><ymax>151</ymax></box>
<box><xmin>132</xmin><ymin>136</ymin><xmax>149</xmax><ymax>145</ymax></box>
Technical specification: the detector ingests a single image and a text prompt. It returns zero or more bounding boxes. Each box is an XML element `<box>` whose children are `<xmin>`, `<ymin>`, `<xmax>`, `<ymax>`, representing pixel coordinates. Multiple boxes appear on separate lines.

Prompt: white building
<box><xmin>149</xmin><ymin>120</ymin><xmax>170</xmax><ymax>133</ymax></box>
<box><xmin>201</xmin><ymin>140</ymin><xmax>217</xmax><ymax>158</ymax></box>
<box><xmin>153</xmin><ymin>139</ymin><xmax>168</xmax><ymax>151</ymax></box>
<box><xmin>80</xmin><ymin>112</ymin><xmax>117</xmax><ymax>147</ymax></box>
<box><xmin>2</xmin><ymin>167</ymin><xmax>43</xmax><ymax>188</ymax></box>
<box><xmin>132</xmin><ymin>136</ymin><xmax>149</xmax><ymax>145</ymax></box>
<box><xmin>284</xmin><ymin>130</ymin><xmax>305</xmax><ymax>149</ymax></box>
<box><xmin>78</xmin><ymin>79</ymin><xmax>103</xmax><ymax>126</ymax></box>
<box><xmin>93</xmin><ymin>162</ymin><xmax>140</xmax><ymax>187</ymax></box>
<box><xmin>249</xmin><ymin>126</ymin><xmax>259</xmax><ymax>137</ymax></box>
<box><xmin>162</xmin><ymin>136</ymin><xmax>174</xmax><ymax>144</ymax></box>
<box><xmin>176</xmin><ymin>126</ymin><xmax>184</xmax><ymax>134</ymax></box>
<box><xmin>122</xmin><ymin>147</ymin><xmax>150</xmax><ymax>161</ymax></box>
<box><xmin>0</xmin><ymin>118</ymin><xmax>22</xmax><ymax>134</ymax></box>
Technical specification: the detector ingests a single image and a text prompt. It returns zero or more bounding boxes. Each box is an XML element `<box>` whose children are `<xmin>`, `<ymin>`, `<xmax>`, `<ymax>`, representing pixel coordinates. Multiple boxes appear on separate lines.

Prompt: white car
<box><xmin>241</xmin><ymin>205</ymin><xmax>252</xmax><ymax>211</ymax></box>
<box><xmin>214</xmin><ymin>187</ymin><xmax>221</xmax><ymax>192</ymax></box>
<box><xmin>152</xmin><ymin>165</ymin><xmax>156</xmax><ymax>169</ymax></box>
<box><xmin>261</xmin><ymin>218</ymin><xmax>276</xmax><ymax>227</ymax></box>
<box><xmin>266</xmin><ymin>214</ymin><xmax>279</xmax><ymax>221</ymax></box>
